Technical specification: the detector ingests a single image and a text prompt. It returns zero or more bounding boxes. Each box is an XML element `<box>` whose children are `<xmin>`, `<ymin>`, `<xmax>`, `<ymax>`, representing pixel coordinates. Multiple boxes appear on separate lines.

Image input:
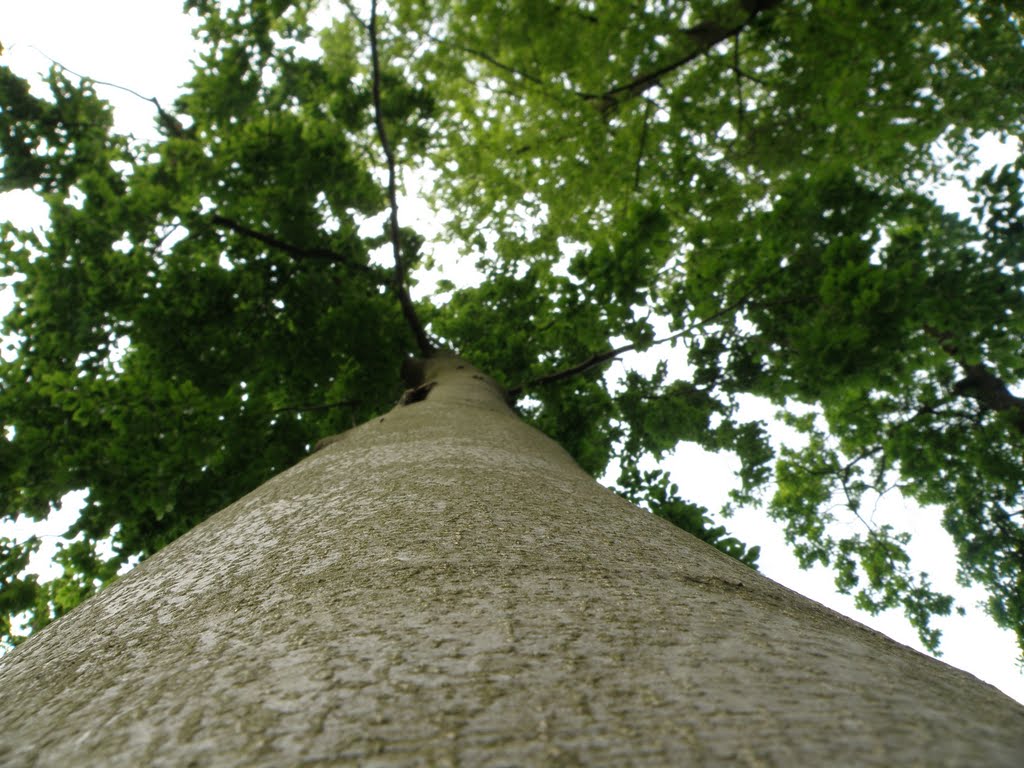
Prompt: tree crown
<box><xmin>1</xmin><ymin>0</ymin><xmax>1023</xmax><ymax>660</ymax></box>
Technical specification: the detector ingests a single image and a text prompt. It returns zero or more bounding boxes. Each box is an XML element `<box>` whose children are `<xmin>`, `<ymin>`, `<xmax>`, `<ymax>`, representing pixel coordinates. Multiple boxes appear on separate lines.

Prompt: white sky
<box><xmin>2</xmin><ymin>1</ymin><xmax>1023</xmax><ymax>706</ymax></box>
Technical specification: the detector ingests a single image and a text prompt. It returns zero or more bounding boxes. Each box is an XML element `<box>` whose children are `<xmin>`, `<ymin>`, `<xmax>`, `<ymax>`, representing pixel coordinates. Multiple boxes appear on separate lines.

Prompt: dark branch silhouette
<box><xmin>338</xmin><ymin>0</ymin><xmax>370</xmax><ymax>30</ymax></box>
<box><xmin>419</xmin><ymin>2</ymin><xmax>781</xmax><ymax>118</ymax></box>
<box><xmin>209</xmin><ymin>214</ymin><xmax>379</xmax><ymax>275</ymax></box>
<box><xmin>507</xmin><ymin>293</ymin><xmax>758</xmax><ymax>399</ymax></box>
<box><xmin>425</xmin><ymin>33</ymin><xmax>548</xmax><ymax>90</ymax></box>
<box><xmin>273</xmin><ymin>398</ymin><xmax>357</xmax><ymax>415</ymax></box>
<box><xmin>925</xmin><ymin>325</ymin><xmax>1024</xmax><ymax>435</ymax></box>
<box><xmin>369</xmin><ymin>0</ymin><xmax>435</xmax><ymax>357</ymax></box>
<box><xmin>733</xmin><ymin>34</ymin><xmax>744</xmax><ymax>138</ymax></box>
<box><xmin>954</xmin><ymin>364</ymin><xmax>1024</xmax><ymax>434</ymax></box>
<box><xmin>731</xmin><ymin>65</ymin><xmax>775</xmax><ymax>88</ymax></box>
<box><xmin>508</xmin><ymin>330</ymin><xmax>688</xmax><ymax>398</ymax></box>
<box><xmin>633</xmin><ymin>100</ymin><xmax>654</xmax><ymax>191</ymax></box>
<box><xmin>31</xmin><ymin>47</ymin><xmax>192</xmax><ymax>138</ymax></box>
<box><xmin>584</xmin><ymin>0</ymin><xmax>782</xmax><ymax>113</ymax></box>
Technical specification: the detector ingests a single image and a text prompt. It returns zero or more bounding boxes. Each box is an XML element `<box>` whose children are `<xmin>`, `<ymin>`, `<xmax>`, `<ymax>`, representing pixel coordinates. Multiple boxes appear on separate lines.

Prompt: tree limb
<box><xmin>734</xmin><ymin>34</ymin><xmax>744</xmax><ymax>138</ymax></box>
<box><xmin>585</xmin><ymin>0</ymin><xmax>782</xmax><ymax>113</ymax></box>
<box><xmin>209</xmin><ymin>214</ymin><xmax>378</xmax><ymax>275</ymax></box>
<box><xmin>954</xmin><ymin>364</ymin><xmax>1024</xmax><ymax>433</ymax></box>
<box><xmin>425</xmin><ymin>33</ymin><xmax>549</xmax><ymax>90</ymax></box>
<box><xmin>633</xmin><ymin>100</ymin><xmax>653</xmax><ymax>192</ymax></box>
<box><xmin>368</xmin><ymin>0</ymin><xmax>435</xmax><ymax>356</ymax></box>
<box><xmin>273</xmin><ymin>398</ymin><xmax>357</xmax><ymax>415</ymax></box>
<box><xmin>507</xmin><ymin>329</ymin><xmax>688</xmax><ymax>398</ymax></box>
<box><xmin>31</xmin><ymin>48</ymin><xmax>192</xmax><ymax>138</ymax></box>
<box><xmin>338</xmin><ymin>0</ymin><xmax>369</xmax><ymax>31</ymax></box>
<box><xmin>924</xmin><ymin>325</ymin><xmax>1024</xmax><ymax>435</ymax></box>
<box><xmin>731</xmin><ymin>65</ymin><xmax>775</xmax><ymax>88</ymax></box>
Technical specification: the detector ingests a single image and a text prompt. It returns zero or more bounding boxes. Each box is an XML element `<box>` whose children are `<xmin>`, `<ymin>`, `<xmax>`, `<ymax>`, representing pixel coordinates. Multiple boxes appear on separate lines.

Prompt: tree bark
<box><xmin>1</xmin><ymin>355</ymin><xmax>1022</xmax><ymax>766</ymax></box>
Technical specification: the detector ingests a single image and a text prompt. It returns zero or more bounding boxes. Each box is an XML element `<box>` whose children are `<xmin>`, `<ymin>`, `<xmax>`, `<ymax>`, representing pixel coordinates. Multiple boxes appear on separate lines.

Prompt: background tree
<box><xmin>1</xmin><ymin>0</ymin><xmax>1023</xmax><ymax>679</ymax></box>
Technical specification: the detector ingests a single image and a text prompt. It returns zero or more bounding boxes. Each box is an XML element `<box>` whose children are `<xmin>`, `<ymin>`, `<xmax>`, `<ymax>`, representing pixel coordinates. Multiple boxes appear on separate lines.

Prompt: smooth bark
<box><xmin>2</xmin><ymin>355</ymin><xmax>1023</xmax><ymax>766</ymax></box>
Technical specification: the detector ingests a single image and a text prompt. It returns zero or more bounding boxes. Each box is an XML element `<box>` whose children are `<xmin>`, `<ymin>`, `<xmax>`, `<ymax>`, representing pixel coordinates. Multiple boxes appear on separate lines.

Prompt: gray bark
<box><xmin>2</xmin><ymin>355</ymin><xmax>1023</xmax><ymax>766</ymax></box>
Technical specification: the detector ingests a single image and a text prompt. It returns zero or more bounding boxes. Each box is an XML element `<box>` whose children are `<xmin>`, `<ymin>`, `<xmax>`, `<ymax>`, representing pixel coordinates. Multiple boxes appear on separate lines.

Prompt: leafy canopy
<box><xmin>1</xmin><ymin>0</ymin><xmax>1023</xmax><ymax>659</ymax></box>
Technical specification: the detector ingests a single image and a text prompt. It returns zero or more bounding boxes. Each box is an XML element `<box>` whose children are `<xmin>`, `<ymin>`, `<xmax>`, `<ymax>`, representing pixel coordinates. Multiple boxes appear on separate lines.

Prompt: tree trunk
<box><xmin>1</xmin><ymin>355</ymin><xmax>1022</xmax><ymax>767</ymax></box>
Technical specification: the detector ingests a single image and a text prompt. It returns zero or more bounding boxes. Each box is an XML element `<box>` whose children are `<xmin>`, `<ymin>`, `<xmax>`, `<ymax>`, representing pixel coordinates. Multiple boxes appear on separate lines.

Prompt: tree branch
<box><xmin>425</xmin><ymin>33</ymin><xmax>549</xmax><ymax>90</ymax></box>
<box><xmin>507</xmin><ymin>329</ymin><xmax>688</xmax><ymax>398</ymax></box>
<box><xmin>506</xmin><ymin>292</ymin><xmax>756</xmax><ymax>400</ymax></box>
<box><xmin>734</xmin><ymin>33</ymin><xmax>744</xmax><ymax>138</ymax></box>
<box><xmin>338</xmin><ymin>0</ymin><xmax>369</xmax><ymax>30</ymax></box>
<box><xmin>31</xmin><ymin>48</ymin><xmax>194</xmax><ymax>138</ymax></box>
<box><xmin>209</xmin><ymin>214</ymin><xmax>378</xmax><ymax>275</ymax></box>
<box><xmin>273</xmin><ymin>398</ymin><xmax>357</xmax><ymax>415</ymax></box>
<box><xmin>633</xmin><ymin>100</ymin><xmax>653</xmax><ymax>192</ymax></box>
<box><xmin>924</xmin><ymin>325</ymin><xmax>1024</xmax><ymax>435</ymax></box>
<box><xmin>585</xmin><ymin>0</ymin><xmax>782</xmax><ymax>112</ymax></box>
<box><xmin>954</xmin><ymin>364</ymin><xmax>1024</xmax><ymax>434</ymax></box>
<box><xmin>368</xmin><ymin>0</ymin><xmax>435</xmax><ymax>357</ymax></box>
<box><xmin>731</xmin><ymin>65</ymin><xmax>775</xmax><ymax>88</ymax></box>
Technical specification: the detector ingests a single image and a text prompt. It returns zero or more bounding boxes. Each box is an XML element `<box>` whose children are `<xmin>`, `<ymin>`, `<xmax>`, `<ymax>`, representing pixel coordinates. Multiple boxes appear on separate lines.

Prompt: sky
<box><xmin>2</xmin><ymin>1</ymin><xmax>1023</xmax><ymax>707</ymax></box>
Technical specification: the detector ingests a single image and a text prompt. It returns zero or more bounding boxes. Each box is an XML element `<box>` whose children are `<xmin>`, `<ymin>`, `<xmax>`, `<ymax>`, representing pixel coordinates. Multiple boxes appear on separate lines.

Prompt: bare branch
<box><xmin>734</xmin><ymin>34</ymin><xmax>744</xmax><ymax>138</ymax></box>
<box><xmin>338</xmin><ymin>0</ymin><xmax>369</xmax><ymax>30</ymax></box>
<box><xmin>924</xmin><ymin>325</ymin><xmax>1024</xmax><ymax>435</ymax></box>
<box><xmin>633</xmin><ymin>100</ymin><xmax>654</xmax><ymax>192</ymax></box>
<box><xmin>954</xmin><ymin>364</ymin><xmax>1024</xmax><ymax>434</ymax></box>
<box><xmin>209</xmin><ymin>214</ymin><xmax>379</xmax><ymax>275</ymax></box>
<box><xmin>731</xmin><ymin>65</ymin><xmax>775</xmax><ymax>88</ymax></box>
<box><xmin>425</xmin><ymin>32</ymin><xmax>548</xmax><ymax>89</ymax></box>
<box><xmin>31</xmin><ymin>47</ymin><xmax>190</xmax><ymax>137</ymax></box>
<box><xmin>508</xmin><ymin>330</ymin><xmax>688</xmax><ymax>398</ymax></box>
<box><xmin>506</xmin><ymin>292</ymin><xmax>757</xmax><ymax>400</ymax></box>
<box><xmin>585</xmin><ymin>0</ymin><xmax>782</xmax><ymax>112</ymax></box>
<box><xmin>368</xmin><ymin>0</ymin><xmax>435</xmax><ymax>356</ymax></box>
<box><xmin>274</xmin><ymin>398</ymin><xmax>357</xmax><ymax>415</ymax></box>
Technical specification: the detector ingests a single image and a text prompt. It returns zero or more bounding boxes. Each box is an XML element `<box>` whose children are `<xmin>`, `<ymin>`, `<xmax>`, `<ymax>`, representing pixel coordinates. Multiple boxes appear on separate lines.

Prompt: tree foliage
<box><xmin>1</xmin><ymin>0</ymin><xmax>1023</xmax><ymax>658</ymax></box>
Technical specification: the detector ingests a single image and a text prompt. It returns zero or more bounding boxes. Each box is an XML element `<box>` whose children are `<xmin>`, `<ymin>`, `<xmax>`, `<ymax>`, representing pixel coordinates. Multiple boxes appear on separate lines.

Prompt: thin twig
<box><xmin>507</xmin><ymin>329</ymin><xmax>688</xmax><ymax>398</ymax></box>
<box><xmin>734</xmin><ymin>34</ymin><xmax>743</xmax><ymax>138</ymax></box>
<box><xmin>32</xmin><ymin>47</ymin><xmax>149</xmax><ymax>101</ymax></box>
<box><xmin>586</xmin><ymin>0</ymin><xmax>782</xmax><ymax>112</ymax></box>
<box><xmin>633</xmin><ymin>100</ymin><xmax>653</xmax><ymax>192</ymax></box>
<box><xmin>368</xmin><ymin>0</ymin><xmax>434</xmax><ymax>356</ymax></box>
<box><xmin>31</xmin><ymin>47</ymin><xmax>189</xmax><ymax>136</ymax></box>
<box><xmin>210</xmin><ymin>214</ymin><xmax>378</xmax><ymax>275</ymax></box>
<box><xmin>732</xmin><ymin>66</ymin><xmax>774</xmax><ymax>88</ymax></box>
<box><xmin>923</xmin><ymin>325</ymin><xmax>1024</xmax><ymax>435</ymax></box>
<box><xmin>424</xmin><ymin>32</ymin><xmax>548</xmax><ymax>89</ymax></box>
<box><xmin>338</xmin><ymin>0</ymin><xmax>369</xmax><ymax>30</ymax></box>
<box><xmin>274</xmin><ymin>398</ymin><xmax>357</xmax><ymax>415</ymax></box>
<box><xmin>507</xmin><ymin>292</ymin><xmax>756</xmax><ymax>399</ymax></box>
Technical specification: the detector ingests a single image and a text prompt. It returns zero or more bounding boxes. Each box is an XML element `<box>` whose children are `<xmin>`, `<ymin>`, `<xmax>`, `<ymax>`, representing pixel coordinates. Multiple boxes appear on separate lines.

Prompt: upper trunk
<box><xmin>2</xmin><ymin>355</ymin><xmax>1022</xmax><ymax>766</ymax></box>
